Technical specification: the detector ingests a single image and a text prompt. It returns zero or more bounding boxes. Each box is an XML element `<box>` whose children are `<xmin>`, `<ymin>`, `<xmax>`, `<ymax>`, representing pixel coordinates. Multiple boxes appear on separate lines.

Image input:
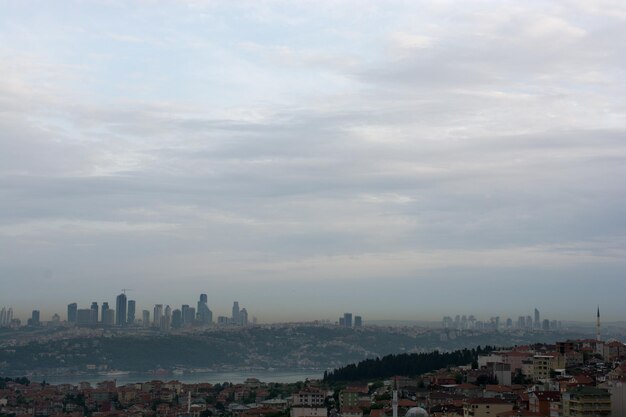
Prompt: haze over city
<box><xmin>1</xmin><ymin>1</ymin><xmax>626</xmax><ymax>322</ymax></box>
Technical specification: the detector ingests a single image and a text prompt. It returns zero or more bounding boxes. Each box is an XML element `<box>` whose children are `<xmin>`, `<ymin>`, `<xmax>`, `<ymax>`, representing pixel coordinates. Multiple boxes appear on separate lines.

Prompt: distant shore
<box><xmin>9</xmin><ymin>369</ymin><xmax>323</xmax><ymax>386</ymax></box>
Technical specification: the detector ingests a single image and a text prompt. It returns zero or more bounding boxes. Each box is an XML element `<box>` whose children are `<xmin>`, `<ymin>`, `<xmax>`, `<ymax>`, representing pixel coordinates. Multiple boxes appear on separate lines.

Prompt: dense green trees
<box><xmin>0</xmin><ymin>377</ymin><xmax>30</xmax><ymax>388</ymax></box>
<box><xmin>323</xmin><ymin>346</ymin><xmax>495</xmax><ymax>382</ymax></box>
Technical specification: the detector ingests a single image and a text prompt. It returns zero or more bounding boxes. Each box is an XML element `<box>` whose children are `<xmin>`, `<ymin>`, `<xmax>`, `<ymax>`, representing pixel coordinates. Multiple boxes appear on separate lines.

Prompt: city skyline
<box><xmin>0</xmin><ymin>295</ymin><xmax>600</xmax><ymax>326</ymax></box>
<box><xmin>1</xmin><ymin>1</ymin><xmax>625</xmax><ymax>320</ymax></box>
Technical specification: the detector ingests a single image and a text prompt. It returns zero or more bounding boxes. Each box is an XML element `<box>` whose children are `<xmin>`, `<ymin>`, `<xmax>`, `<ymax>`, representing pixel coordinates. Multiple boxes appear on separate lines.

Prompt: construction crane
<box><xmin>121</xmin><ymin>288</ymin><xmax>133</xmax><ymax>295</ymax></box>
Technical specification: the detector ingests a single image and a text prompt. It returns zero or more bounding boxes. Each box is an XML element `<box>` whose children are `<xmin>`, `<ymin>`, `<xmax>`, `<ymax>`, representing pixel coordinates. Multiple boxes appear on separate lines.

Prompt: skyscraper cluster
<box><xmin>0</xmin><ymin>307</ymin><xmax>14</xmax><ymax>327</ymax></box>
<box><xmin>9</xmin><ymin>293</ymin><xmax>253</xmax><ymax>329</ymax></box>
<box><xmin>338</xmin><ymin>312</ymin><xmax>363</xmax><ymax>328</ymax></box>
<box><xmin>66</xmin><ymin>292</ymin><xmax>136</xmax><ymax>327</ymax></box>
<box><xmin>442</xmin><ymin>308</ymin><xmax>562</xmax><ymax>331</ymax></box>
<box><xmin>144</xmin><ymin>295</ymin><xmax>251</xmax><ymax>330</ymax></box>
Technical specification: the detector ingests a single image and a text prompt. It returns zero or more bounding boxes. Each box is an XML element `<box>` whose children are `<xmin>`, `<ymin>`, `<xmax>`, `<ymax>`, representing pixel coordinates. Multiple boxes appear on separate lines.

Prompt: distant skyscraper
<box><xmin>67</xmin><ymin>303</ymin><xmax>77</xmax><ymax>323</ymax></box>
<box><xmin>127</xmin><ymin>300</ymin><xmax>136</xmax><ymax>325</ymax></box>
<box><xmin>232</xmin><ymin>301</ymin><xmax>240</xmax><ymax>325</ymax></box>
<box><xmin>197</xmin><ymin>294</ymin><xmax>213</xmax><ymax>324</ymax></box>
<box><xmin>153</xmin><ymin>304</ymin><xmax>163</xmax><ymax>327</ymax></box>
<box><xmin>142</xmin><ymin>310</ymin><xmax>150</xmax><ymax>326</ymax></box>
<box><xmin>181</xmin><ymin>304</ymin><xmax>197</xmax><ymax>325</ymax></box>
<box><xmin>172</xmin><ymin>309</ymin><xmax>182</xmax><ymax>328</ymax></box>
<box><xmin>103</xmin><ymin>309</ymin><xmax>115</xmax><ymax>326</ymax></box>
<box><xmin>30</xmin><ymin>310</ymin><xmax>40</xmax><ymax>326</ymax></box>
<box><xmin>116</xmin><ymin>293</ymin><xmax>127</xmax><ymax>326</ymax></box>
<box><xmin>534</xmin><ymin>308</ymin><xmax>540</xmax><ymax>329</ymax></box>
<box><xmin>0</xmin><ymin>307</ymin><xmax>13</xmax><ymax>327</ymax></box>
<box><xmin>181</xmin><ymin>304</ymin><xmax>190</xmax><ymax>325</ymax></box>
<box><xmin>240</xmin><ymin>308</ymin><xmax>248</xmax><ymax>326</ymax></box>
<box><xmin>76</xmin><ymin>309</ymin><xmax>92</xmax><ymax>326</ymax></box>
<box><xmin>343</xmin><ymin>312</ymin><xmax>353</xmax><ymax>328</ymax></box>
<box><xmin>101</xmin><ymin>302</ymin><xmax>110</xmax><ymax>323</ymax></box>
<box><xmin>163</xmin><ymin>305</ymin><xmax>172</xmax><ymax>330</ymax></box>
<box><xmin>90</xmin><ymin>302</ymin><xmax>99</xmax><ymax>325</ymax></box>
<box><xmin>526</xmin><ymin>315</ymin><xmax>533</xmax><ymax>329</ymax></box>
<box><xmin>354</xmin><ymin>316</ymin><xmax>362</xmax><ymax>327</ymax></box>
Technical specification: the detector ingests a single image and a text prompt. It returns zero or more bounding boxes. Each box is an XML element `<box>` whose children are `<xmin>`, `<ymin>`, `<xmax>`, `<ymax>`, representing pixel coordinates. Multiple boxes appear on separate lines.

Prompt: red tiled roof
<box><xmin>465</xmin><ymin>398</ymin><xmax>512</xmax><ymax>405</ymax></box>
<box><xmin>530</xmin><ymin>391</ymin><xmax>561</xmax><ymax>402</ymax></box>
<box><xmin>485</xmin><ymin>385</ymin><xmax>513</xmax><ymax>393</ymax></box>
<box><xmin>496</xmin><ymin>412</ymin><xmax>543</xmax><ymax>417</ymax></box>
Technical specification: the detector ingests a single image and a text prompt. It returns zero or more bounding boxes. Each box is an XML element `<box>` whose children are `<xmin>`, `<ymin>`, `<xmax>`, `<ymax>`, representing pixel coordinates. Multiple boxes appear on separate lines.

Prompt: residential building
<box><xmin>562</xmin><ymin>386</ymin><xmax>611</xmax><ymax>417</ymax></box>
<box><xmin>462</xmin><ymin>398</ymin><xmax>513</xmax><ymax>417</ymax></box>
<box><xmin>291</xmin><ymin>388</ymin><xmax>327</xmax><ymax>417</ymax></box>
<box><xmin>533</xmin><ymin>355</ymin><xmax>554</xmax><ymax>381</ymax></box>
<box><xmin>340</xmin><ymin>386</ymin><xmax>366</xmax><ymax>410</ymax></box>
<box><xmin>528</xmin><ymin>391</ymin><xmax>561</xmax><ymax>416</ymax></box>
<box><xmin>600</xmin><ymin>380</ymin><xmax>626</xmax><ymax>417</ymax></box>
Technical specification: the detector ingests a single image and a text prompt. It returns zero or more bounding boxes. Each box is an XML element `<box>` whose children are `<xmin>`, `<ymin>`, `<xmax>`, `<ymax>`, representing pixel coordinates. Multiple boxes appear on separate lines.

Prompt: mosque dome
<box><xmin>404</xmin><ymin>407</ymin><xmax>429</xmax><ymax>417</ymax></box>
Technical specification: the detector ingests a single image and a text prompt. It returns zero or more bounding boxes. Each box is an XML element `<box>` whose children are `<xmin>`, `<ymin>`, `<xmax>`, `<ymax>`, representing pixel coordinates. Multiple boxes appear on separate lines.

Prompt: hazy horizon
<box><xmin>1</xmin><ymin>1</ymin><xmax>625</xmax><ymax>322</ymax></box>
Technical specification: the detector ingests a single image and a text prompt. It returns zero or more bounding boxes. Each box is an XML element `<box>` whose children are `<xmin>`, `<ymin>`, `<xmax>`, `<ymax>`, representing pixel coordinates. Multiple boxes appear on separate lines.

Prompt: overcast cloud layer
<box><xmin>1</xmin><ymin>0</ymin><xmax>625</xmax><ymax>322</ymax></box>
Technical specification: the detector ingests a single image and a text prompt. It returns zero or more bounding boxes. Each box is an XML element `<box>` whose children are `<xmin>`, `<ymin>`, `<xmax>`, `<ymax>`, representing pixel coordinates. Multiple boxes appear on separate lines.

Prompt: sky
<box><xmin>1</xmin><ymin>0</ymin><xmax>625</xmax><ymax>323</ymax></box>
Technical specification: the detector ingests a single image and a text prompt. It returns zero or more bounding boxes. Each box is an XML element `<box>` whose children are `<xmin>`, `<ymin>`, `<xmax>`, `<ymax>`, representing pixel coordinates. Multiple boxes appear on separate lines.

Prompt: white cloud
<box><xmin>1</xmin><ymin>0</ymin><xmax>625</xmax><ymax>319</ymax></box>
<box><xmin>389</xmin><ymin>32</ymin><xmax>434</xmax><ymax>49</ymax></box>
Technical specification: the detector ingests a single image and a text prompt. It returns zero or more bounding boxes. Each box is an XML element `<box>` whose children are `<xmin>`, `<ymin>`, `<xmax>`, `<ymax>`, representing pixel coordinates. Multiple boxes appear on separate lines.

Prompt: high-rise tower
<box><xmin>232</xmin><ymin>301</ymin><xmax>240</xmax><ymax>325</ymax></box>
<box><xmin>116</xmin><ymin>293</ymin><xmax>127</xmax><ymax>326</ymax></box>
<box><xmin>197</xmin><ymin>294</ymin><xmax>213</xmax><ymax>324</ymax></box>
<box><xmin>91</xmin><ymin>302</ymin><xmax>99</xmax><ymax>324</ymax></box>
<box><xmin>67</xmin><ymin>303</ymin><xmax>77</xmax><ymax>323</ymax></box>
<box><xmin>343</xmin><ymin>312</ymin><xmax>353</xmax><ymax>328</ymax></box>
<box><xmin>153</xmin><ymin>304</ymin><xmax>163</xmax><ymax>327</ymax></box>
<box><xmin>101</xmin><ymin>302</ymin><xmax>109</xmax><ymax>323</ymax></box>
<box><xmin>127</xmin><ymin>300</ymin><xmax>136</xmax><ymax>324</ymax></box>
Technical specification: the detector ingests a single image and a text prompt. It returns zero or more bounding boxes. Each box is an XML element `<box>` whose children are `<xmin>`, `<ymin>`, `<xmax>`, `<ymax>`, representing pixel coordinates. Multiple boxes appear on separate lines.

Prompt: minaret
<box><xmin>596</xmin><ymin>306</ymin><xmax>601</xmax><ymax>342</ymax></box>
<box><xmin>392</xmin><ymin>378</ymin><xmax>398</xmax><ymax>417</ymax></box>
